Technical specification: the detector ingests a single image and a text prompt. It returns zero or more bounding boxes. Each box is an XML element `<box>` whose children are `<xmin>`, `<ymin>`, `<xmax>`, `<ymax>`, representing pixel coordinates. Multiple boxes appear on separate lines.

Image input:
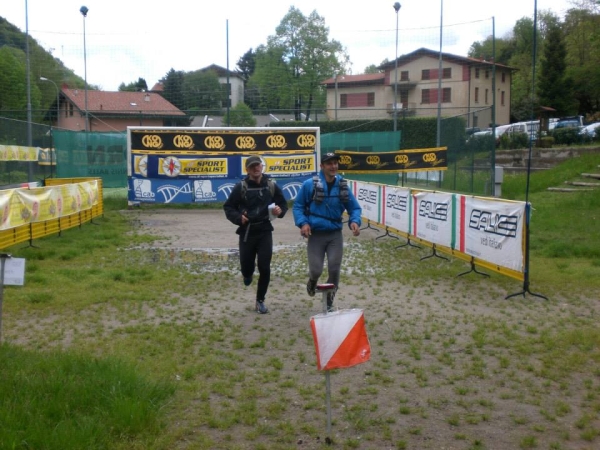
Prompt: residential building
<box><xmin>56</xmin><ymin>88</ymin><xmax>187</xmax><ymax>132</ymax></box>
<box><xmin>322</xmin><ymin>47</ymin><xmax>515</xmax><ymax>127</ymax></box>
<box><xmin>199</xmin><ymin>64</ymin><xmax>245</xmax><ymax>109</ymax></box>
<box><xmin>150</xmin><ymin>64</ymin><xmax>245</xmax><ymax>111</ymax></box>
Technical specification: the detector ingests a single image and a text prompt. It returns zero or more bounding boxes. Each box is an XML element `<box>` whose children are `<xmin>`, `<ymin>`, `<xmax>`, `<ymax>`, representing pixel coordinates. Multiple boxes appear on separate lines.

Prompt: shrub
<box><xmin>551</xmin><ymin>128</ymin><xmax>582</xmax><ymax>145</ymax></box>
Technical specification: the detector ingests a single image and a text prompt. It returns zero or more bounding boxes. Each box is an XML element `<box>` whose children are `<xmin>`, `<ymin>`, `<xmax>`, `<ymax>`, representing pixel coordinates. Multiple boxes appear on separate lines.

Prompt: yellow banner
<box><xmin>262</xmin><ymin>155</ymin><xmax>316</xmax><ymax>174</ymax></box>
<box><xmin>0</xmin><ymin>144</ymin><xmax>39</xmax><ymax>162</ymax></box>
<box><xmin>0</xmin><ymin>181</ymin><xmax>99</xmax><ymax>231</ymax></box>
<box><xmin>179</xmin><ymin>158</ymin><xmax>229</xmax><ymax>176</ymax></box>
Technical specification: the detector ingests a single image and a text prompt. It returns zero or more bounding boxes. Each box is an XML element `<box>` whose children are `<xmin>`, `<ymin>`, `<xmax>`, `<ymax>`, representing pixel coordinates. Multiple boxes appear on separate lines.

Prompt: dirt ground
<box><xmin>113</xmin><ymin>207</ymin><xmax>600</xmax><ymax>450</ymax></box>
<box><xmin>122</xmin><ymin>207</ymin><xmax>305</xmax><ymax>251</ymax></box>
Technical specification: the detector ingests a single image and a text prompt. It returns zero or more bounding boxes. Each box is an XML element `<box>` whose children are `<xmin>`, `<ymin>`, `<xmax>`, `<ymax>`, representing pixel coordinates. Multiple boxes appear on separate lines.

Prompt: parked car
<box><xmin>554</xmin><ymin>116</ymin><xmax>584</xmax><ymax>130</ymax></box>
<box><xmin>471</xmin><ymin>129</ymin><xmax>492</xmax><ymax>138</ymax></box>
<box><xmin>554</xmin><ymin>119</ymin><xmax>581</xmax><ymax>130</ymax></box>
<box><xmin>580</xmin><ymin>122</ymin><xmax>600</xmax><ymax>139</ymax></box>
<box><xmin>507</xmin><ymin>121</ymin><xmax>540</xmax><ymax>140</ymax></box>
<box><xmin>494</xmin><ymin>124</ymin><xmax>511</xmax><ymax>142</ymax></box>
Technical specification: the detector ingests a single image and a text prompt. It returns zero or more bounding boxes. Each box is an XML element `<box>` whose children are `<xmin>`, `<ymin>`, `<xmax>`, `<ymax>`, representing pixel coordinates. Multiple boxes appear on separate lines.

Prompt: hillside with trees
<box><xmin>467</xmin><ymin>1</ymin><xmax>600</xmax><ymax>122</ymax></box>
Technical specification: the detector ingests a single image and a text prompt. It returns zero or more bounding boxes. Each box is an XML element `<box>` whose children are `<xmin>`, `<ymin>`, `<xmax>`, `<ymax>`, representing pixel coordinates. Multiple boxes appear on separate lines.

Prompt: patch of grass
<box><xmin>2</xmin><ymin>156</ymin><xmax>600</xmax><ymax>449</ymax></box>
<box><xmin>0</xmin><ymin>344</ymin><xmax>175</xmax><ymax>450</ymax></box>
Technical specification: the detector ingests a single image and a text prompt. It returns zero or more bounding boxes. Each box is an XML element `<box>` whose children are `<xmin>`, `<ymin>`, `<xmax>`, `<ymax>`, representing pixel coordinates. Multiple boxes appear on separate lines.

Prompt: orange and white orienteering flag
<box><xmin>310</xmin><ymin>309</ymin><xmax>371</xmax><ymax>371</ymax></box>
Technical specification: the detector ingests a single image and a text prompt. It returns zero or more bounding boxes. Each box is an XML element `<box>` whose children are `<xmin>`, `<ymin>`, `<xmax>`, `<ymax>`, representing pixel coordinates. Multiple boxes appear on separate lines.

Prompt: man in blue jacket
<box><xmin>293</xmin><ymin>153</ymin><xmax>362</xmax><ymax>311</ymax></box>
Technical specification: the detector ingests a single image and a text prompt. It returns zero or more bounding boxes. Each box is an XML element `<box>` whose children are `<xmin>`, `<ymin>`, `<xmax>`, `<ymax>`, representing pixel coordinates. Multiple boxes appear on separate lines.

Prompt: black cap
<box><xmin>245</xmin><ymin>155</ymin><xmax>262</xmax><ymax>168</ymax></box>
<box><xmin>321</xmin><ymin>153</ymin><xmax>340</xmax><ymax>163</ymax></box>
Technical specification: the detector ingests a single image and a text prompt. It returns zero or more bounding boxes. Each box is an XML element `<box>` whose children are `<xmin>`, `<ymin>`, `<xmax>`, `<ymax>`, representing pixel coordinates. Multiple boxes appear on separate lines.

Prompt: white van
<box><xmin>507</xmin><ymin>120</ymin><xmax>540</xmax><ymax>140</ymax></box>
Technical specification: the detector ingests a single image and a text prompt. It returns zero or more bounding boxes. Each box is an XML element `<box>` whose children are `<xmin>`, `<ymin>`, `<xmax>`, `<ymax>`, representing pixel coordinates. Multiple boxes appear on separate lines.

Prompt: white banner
<box><xmin>382</xmin><ymin>185</ymin><xmax>411</xmax><ymax>234</ymax></box>
<box><xmin>413</xmin><ymin>191</ymin><xmax>454</xmax><ymax>247</ymax></box>
<box><xmin>352</xmin><ymin>181</ymin><xmax>381</xmax><ymax>224</ymax></box>
<box><xmin>462</xmin><ymin>197</ymin><xmax>525</xmax><ymax>273</ymax></box>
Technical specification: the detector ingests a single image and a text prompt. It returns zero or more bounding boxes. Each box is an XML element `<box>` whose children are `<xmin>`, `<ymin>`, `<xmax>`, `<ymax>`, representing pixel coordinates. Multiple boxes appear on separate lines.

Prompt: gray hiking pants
<box><xmin>306</xmin><ymin>229</ymin><xmax>344</xmax><ymax>288</ymax></box>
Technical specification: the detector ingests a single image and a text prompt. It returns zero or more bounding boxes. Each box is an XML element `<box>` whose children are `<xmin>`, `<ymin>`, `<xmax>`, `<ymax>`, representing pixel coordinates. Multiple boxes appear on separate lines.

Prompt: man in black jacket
<box><xmin>223</xmin><ymin>155</ymin><xmax>288</xmax><ymax>314</ymax></box>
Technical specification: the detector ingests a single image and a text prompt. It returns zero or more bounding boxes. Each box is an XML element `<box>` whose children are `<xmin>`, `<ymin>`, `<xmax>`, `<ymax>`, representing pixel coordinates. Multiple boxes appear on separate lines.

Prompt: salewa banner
<box><xmin>336</xmin><ymin>147</ymin><xmax>447</xmax><ymax>173</ymax></box>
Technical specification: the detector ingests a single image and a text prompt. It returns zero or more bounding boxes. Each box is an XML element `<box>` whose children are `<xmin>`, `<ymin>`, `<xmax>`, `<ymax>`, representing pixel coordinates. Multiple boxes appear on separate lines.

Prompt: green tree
<box><xmin>182</xmin><ymin>70</ymin><xmax>222</xmax><ymax>112</ymax></box>
<box><xmin>228</xmin><ymin>102</ymin><xmax>256</xmax><ymax>126</ymax></box>
<box><xmin>118</xmin><ymin>78</ymin><xmax>148</xmax><ymax>92</ymax></box>
<box><xmin>0</xmin><ymin>46</ymin><xmax>40</xmax><ymax>121</ymax></box>
<box><xmin>563</xmin><ymin>4</ymin><xmax>600</xmax><ymax>115</ymax></box>
<box><xmin>364</xmin><ymin>64</ymin><xmax>381</xmax><ymax>74</ymax></box>
<box><xmin>257</xmin><ymin>7</ymin><xmax>349</xmax><ymax>120</ymax></box>
<box><xmin>250</xmin><ymin>44</ymin><xmax>294</xmax><ymax>113</ymax></box>
<box><xmin>161</xmin><ymin>69</ymin><xmax>185</xmax><ymax>110</ymax></box>
<box><xmin>538</xmin><ymin>20</ymin><xmax>575</xmax><ymax>115</ymax></box>
<box><xmin>236</xmin><ymin>49</ymin><xmax>256</xmax><ymax>82</ymax></box>
<box><xmin>237</xmin><ymin>48</ymin><xmax>260</xmax><ymax>109</ymax></box>
<box><xmin>505</xmin><ymin>11</ymin><xmax>569</xmax><ymax>121</ymax></box>
<box><xmin>468</xmin><ymin>36</ymin><xmax>515</xmax><ymax>65</ymax></box>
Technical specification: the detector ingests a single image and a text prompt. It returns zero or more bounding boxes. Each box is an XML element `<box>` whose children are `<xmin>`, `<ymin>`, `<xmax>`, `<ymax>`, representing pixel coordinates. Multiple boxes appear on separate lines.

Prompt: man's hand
<box><xmin>301</xmin><ymin>224</ymin><xmax>311</xmax><ymax>238</ymax></box>
<box><xmin>350</xmin><ymin>222</ymin><xmax>360</xmax><ymax>237</ymax></box>
<box><xmin>241</xmin><ymin>214</ymin><xmax>249</xmax><ymax>225</ymax></box>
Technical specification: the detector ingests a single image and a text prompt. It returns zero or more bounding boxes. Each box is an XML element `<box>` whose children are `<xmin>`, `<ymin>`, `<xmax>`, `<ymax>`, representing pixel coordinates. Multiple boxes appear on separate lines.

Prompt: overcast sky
<box><xmin>3</xmin><ymin>0</ymin><xmax>575</xmax><ymax>91</ymax></box>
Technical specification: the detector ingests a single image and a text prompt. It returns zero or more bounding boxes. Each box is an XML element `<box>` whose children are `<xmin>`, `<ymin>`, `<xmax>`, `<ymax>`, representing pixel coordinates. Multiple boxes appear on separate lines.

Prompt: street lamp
<box><xmin>80</xmin><ymin>5</ymin><xmax>89</xmax><ymax>133</ymax></box>
<box><xmin>393</xmin><ymin>2</ymin><xmax>401</xmax><ymax>132</ymax></box>
<box><xmin>40</xmin><ymin>76</ymin><xmax>58</xmax><ymax>177</ymax></box>
<box><xmin>40</xmin><ymin>77</ymin><xmax>59</xmax><ymax>126</ymax></box>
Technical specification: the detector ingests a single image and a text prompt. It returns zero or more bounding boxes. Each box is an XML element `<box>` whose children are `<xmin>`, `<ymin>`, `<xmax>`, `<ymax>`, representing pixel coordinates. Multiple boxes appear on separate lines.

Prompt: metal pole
<box><xmin>226</xmin><ymin>19</ymin><xmax>230</xmax><ymax>126</ymax></box>
<box><xmin>436</xmin><ymin>0</ymin><xmax>443</xmax><ymax>147</ymax></box>
<box><xmin>40</xmin><ymin>77</ymin><xmax>58</xmax><ymax>178</ymax></box>
<box><xmin>0</xmin><ymin>254</ymin><xmax>10</xmax><ymax>344</ymax></box>
<box><xmin>436</xmin><ymin>0</ymin><xmax>443</xmax><ymax>187</ymax></box>
<box><xmin>321</xmin><ymin>288</ymin><xmax>333</xmax><ymax>437</ymax></box>
<box><xmin>393</xmin><ymin>3</ymin><xmax>401</xmax><ymax>131</ymax></box>
<box><xmin>25</xmin><ymin>0</ymin><xmax>34</xmax><ymax>182</ymax></box>
<box><xmin>80</xmin><ymin>6</ymin><xmax>89</xmax><ymax>133</ymax></box>
<box><xmin>491</xmin><ymin>16</ymin><xmax>496</xmax><ymax>195</ymax></box>
<box><xmin>40</xmin><ymin>77</ymin><xmax>59</xmax><ymax>125</ymax></box>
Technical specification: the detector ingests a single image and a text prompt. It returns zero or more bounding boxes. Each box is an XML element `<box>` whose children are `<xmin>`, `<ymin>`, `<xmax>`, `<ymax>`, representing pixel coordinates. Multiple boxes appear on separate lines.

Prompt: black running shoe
<box><xmin>243</xmin><ymin>275</ymin><xmax>253</xmax><ymax>286</ymax></box>
<box><xmin>307</xmin><ymin>279</ymin><xmax>317</xmax><ymax>297</ymax></box>
<box><xmin>255</xmin><ymin>301</ymin><xmax>269</xmax><ymax>314</ymax></box>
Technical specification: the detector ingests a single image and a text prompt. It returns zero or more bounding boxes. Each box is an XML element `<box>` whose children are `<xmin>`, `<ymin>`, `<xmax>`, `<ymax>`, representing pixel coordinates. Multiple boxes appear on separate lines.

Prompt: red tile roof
<box><xmin>61</xmin><ymin>89</ymin><xmax>185</xmax><ymax>116</ymax></box>
<box><xmin>321</xmin><ymin>73</ymin><xmax>385</xmax><ymax>87</ymax></box>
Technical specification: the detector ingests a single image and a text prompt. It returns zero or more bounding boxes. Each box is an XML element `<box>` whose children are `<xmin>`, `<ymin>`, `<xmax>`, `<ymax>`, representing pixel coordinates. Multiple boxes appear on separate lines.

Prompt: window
<box><xmin>69</xmin><ymin>103</ymin><xmax>74</xmax><ymax>117</ymax></box>
<box><xmin>475</xmin><ymin>68</ymin><xmax>480</xmax><ymax>78</ymax></box>
<box><xmin>485</xmin><ymin>70</ymin><xmax>489</xmax><ymax>79</ymax></box>
<box><xmin>400</xmin><ymin>70</ymin><xmax>409</xmax><ymax>81</ymax></box>
<box><xmin>442</xmin><ymin>68</ymin><xmax>451</xmax><ymax>79</ymax></box>
<box><xmin>501</xmin><ymin>72</ymin><xmax>506</xmax><ymax>83</ymax></box>
<box><xmin>421</xmin><ymin>88</ymin><xmax>450</xmax><ymax>104</ymax></box>
<box><xmin>485</xmin><ymin>89</ymin><xmax>489</xmax><ymax>104</ymax></box>
<box><xmin>442</xmin><ymin>88</ymin><xmax>451</xmax><ymax>103</ymax></box>
<box><xmin>340</xmin><ymin>93</ymin><xmax>375</xmax><ymax>108</ymax></box>
<box><xmin>474</xmin><ymin>87</ymin><xmax>479</xmax><ymax>103</ymax></box>
<box><xmin>340</xmin><ymin>94</ymin><xmax>347</xmax><ymax>108</ymax></box>
<box><xmin>422</xmin><ymin>69</ymin><xmax>430</xmax><ymax>80</ymax></box>
<box><xmin>501</xmin><ymin>91</ymin><xmax>505</xmax><ymax>106</ymax></box>
<box><xmin>400</xmin><ymin>89</ymin><xmax>408</xmax><ymax>107</ymax></box>
<box><xmin>367</xmin><ymin>92</ymin><xmax>375</xmax><ymax>107</ymax></box>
